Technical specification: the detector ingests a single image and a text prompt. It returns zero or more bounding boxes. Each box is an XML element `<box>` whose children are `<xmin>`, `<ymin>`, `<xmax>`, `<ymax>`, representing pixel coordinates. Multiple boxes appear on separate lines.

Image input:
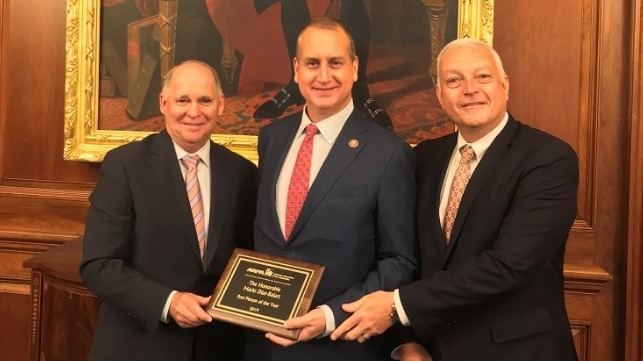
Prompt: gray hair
<box><xmin>435</xmin><ymin>38</ymin><xmax>506</xmax><ymax>85</ymax></box>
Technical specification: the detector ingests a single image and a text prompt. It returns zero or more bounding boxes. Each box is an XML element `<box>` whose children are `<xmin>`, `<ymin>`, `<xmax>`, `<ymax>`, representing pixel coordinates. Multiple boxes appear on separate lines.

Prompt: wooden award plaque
<box><xmin>207</xmin><ymin>248</ymin><xmax>325</xmax><ymax>340</ymax></box>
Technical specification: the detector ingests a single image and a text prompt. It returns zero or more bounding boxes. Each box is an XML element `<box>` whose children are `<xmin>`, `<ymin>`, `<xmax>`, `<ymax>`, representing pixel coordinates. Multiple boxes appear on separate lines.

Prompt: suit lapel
<box><xmin>431</xmin><ymin>136</ymin><xmax>457</xmax><ymax>244</ymax></box>
<box><xmin>415</xmin><ymin>135</ymin><xmax>456</xmax><ymax>272</ymax></box>
<box><xmin>203</xmin><ymin>142</ymin><xmax>228</xmax><ymax>269</ymax></box>
<box><xmin>443</xmin><ymin>119</ymin><xmax>520</xmax><ymax>264</ymax></box>
<box><xmin>288</xmin><ymin>112</ymin><xmax>368</xmax><ymax>242</ymax></box>
<box><xmin>150</xmin><ymin>130</ymin><xmax>203</xmax><ymax>265</ymax></box>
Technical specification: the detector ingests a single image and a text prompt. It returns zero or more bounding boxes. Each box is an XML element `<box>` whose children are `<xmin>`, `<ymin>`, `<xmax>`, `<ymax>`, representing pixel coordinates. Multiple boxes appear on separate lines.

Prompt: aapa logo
<box><xmin>246</xmin><ymin>267</ymin><xmax>272</xmax><ymax>276</ymax></box>
<box><xmin>246</xmin><ymin>266</ymin><xmax>294</xmax><ymax>282</ymax></box>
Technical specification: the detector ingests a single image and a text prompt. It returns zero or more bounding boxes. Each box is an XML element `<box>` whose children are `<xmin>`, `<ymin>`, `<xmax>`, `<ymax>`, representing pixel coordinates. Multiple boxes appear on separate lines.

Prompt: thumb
<box><xmin>196</xmin><ymin>295</ymin><xmax>211</xmax><ymax>307</ymax></box>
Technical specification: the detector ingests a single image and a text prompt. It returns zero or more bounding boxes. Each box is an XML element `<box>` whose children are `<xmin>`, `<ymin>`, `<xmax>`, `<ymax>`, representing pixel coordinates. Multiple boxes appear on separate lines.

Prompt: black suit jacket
<box><xmin>248</xmin><ymin>110</ymin><xmax>417</xmax><ymax>361</ymax></box>
<box><xmin>399</xmin><ymin>116</ymin><xmax>579</xmax><ymax>361</ymax></box>
<box><xmin>80</xmin><ymin>130</ymin><xmax>257</xmax><ymax>361</ymax></box>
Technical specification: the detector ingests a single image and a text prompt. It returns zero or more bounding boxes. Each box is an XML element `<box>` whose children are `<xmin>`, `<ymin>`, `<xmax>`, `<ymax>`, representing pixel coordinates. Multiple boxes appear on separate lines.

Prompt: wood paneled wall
<box><xmin>1</xmin><ymin>0</ymin><xmax>99</xmax><ymax>187</ymax></box>
<box><xmin>0</xmin><ymin>1</ymin><xmax>95</xmax><ymax>360</ymax></box>
<box><xmin>0</xmin><ymin>0</ymin><xmax>639</xmax><ymax>360</ymax></box>
<box><xmin>495</xmin><ymin>0</ymin><xmax>631</xmax><ymax>360</ymax></box>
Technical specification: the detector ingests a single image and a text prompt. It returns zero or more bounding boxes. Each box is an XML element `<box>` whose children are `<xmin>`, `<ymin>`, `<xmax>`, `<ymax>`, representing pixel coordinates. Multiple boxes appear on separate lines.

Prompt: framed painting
<box><xmin>63</xmin><ymin>0</ymin><xmax>493</xmax><ymax>163</ymax></box>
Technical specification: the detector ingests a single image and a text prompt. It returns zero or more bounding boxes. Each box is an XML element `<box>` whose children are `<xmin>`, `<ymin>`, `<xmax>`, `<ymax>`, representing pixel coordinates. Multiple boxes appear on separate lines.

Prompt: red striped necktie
<box><xmin>285</xmin><ymin>124</ymin><xmax>318</xmax><ymax>240</ymax></box>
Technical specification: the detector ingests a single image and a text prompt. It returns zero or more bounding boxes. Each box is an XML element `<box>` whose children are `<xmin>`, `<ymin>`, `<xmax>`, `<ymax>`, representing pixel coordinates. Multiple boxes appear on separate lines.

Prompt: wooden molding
<box><xmin>564</xmin><ymin>264</ymin><xmax>612</xmax><ymax>294</ymax></box>
<box><xmin>0</xmin><ymin>185</ymin><xmax>91</xmax><ymax>202</ymax></box>
<box><xmin>0</xmin><ymin>191</ymin><xmax>87</xmax><ymax>245</ymax></box>
<box><xmin>625</xmin><ymin>0</ymin><xmax>643</xmax><ymax>359</ymax></box>
<box><xmin>0</xmin><ymin>281</ymin><xmax>30</xmax><ymax>295</ymax></box>
<box><xmin>570</xmin><ymin>322</ymin><xmax>591</xmax><ymax>361</ymax></box>
<box><xmin>29</xmin><ymin>271</ymin><xmax>42</xmax><ymax>361</ymax></box>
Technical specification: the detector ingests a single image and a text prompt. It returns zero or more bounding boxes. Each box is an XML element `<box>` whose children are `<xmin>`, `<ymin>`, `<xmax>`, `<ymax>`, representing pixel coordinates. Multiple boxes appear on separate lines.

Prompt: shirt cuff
<box><xmin>394</xmin><ymin>289</ymin><xmax>411</xmax><ymax>326</ymax></box>
<box><xmin>161</xmin><ymin>290</ymin><xmax>178</xmax><ymax>323</ymax></box>
<box><xmin>391</xmin><ymin>344</ymin><xmax>403</xmax><ymax>360</ymax></box>
<box><xmin>317</xmin><ymin>304</ymin><xmax>335</xmax><ymax>337</ymax></box>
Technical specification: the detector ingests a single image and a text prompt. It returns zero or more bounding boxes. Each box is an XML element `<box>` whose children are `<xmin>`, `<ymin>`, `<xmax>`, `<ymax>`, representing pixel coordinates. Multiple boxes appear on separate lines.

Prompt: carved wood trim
<box><xmin>575</xmin><ymin>0</ymin><xmax>600</xmax><ymax>230</ymax></box>
<box><xmin>0</xmin><ymin>185</ymin><xmax>91</xmax><ymax>202</ymax></box>
<box><xmin>29</xmin><ymin>271</ymin><xmax>42</xmax><ymax>361</ymax></box>
<box><xmin>563</xmin><ymin>264</ymin><xmax>611</xmax><ymax>294</ymax></box>
<box><xmin>564</xmin><ymin>0</ymin><xmax>600</xmax><ymax>267</ymax></box>
<box><xmin>42</xmin><ymin>276</ymin><xmax>94</xmax><ymax>298</ymax></box>
<box><xmin>0</xmin><ymin>282</ymin><xmax>30</xmax><ymax>294</ymax></box>
<box><xmin>626</xmin><ymin>0</ymin><xmax>643</xmax><ymax>359</ymax></box>
<box><xmin>0</xmin><ymin>192</ymin><xmax>87</xmax><ymax>244</ymax></box>
<box><xmin>570</xmin><ymin>322</ymin><xmax>591</xmax><ymax>361</ymax></box>
<box><xmin>0</xmin><ymin>0</ymin><xmax>7</xmax><ymax>182</ymax></box>
<box><xmin>0</xmin><ymin>241</ymin><xmax>55</xmax><ymax>254</ymax></box>
<box><xmin>0</xmin><ymin>225</ymin><xmax>81</xmax><ymax>243</ymax></box>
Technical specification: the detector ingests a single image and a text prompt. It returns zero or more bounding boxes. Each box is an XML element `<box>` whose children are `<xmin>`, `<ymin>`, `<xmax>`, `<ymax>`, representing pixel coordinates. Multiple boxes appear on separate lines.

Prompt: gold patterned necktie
<box><xmin>443</xmin><ymin>145</ymin><xmax>477</xmax><ymax>243</ymax></box>
<box><xmin>181</xmin><ymin>155</ymin><xmax>206</xmax><ymax>262</ymax></box>
<box><xmin>285</xmin><ymin>124</ymin><xmax>318</xmax><ymax>240</ymax></box>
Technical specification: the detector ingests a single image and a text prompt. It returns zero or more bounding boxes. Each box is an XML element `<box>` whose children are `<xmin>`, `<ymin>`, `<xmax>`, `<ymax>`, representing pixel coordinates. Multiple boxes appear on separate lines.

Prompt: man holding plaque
<box><xmin>248</xmin><ymin>17</ymin><xmax>417</xmax><ymax>361</ymax></box>
<box><xmin>80</xmin><ymin>61</ymin><xmax>257</xmax><ymax>361</ymax></box>
<box><xmin>329</xmin><ymin>39</ymin><xmax>579</xmax><ymax>361</ymax></box>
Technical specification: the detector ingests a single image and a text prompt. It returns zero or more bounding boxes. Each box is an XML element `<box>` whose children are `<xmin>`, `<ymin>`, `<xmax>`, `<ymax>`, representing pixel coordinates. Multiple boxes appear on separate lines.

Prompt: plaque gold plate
<box><xmin>207</xmin><ymin>248</ymin><xmax>324</xmax><ymax>340</ymax></box>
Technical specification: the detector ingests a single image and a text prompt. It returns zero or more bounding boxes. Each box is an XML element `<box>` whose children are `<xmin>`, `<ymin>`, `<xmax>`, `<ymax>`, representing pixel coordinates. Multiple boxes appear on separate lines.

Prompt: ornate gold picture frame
<box><xmin>63</xmin><ymin>0</ymin><xmax>493</xmax><ymax>163</ymax></box>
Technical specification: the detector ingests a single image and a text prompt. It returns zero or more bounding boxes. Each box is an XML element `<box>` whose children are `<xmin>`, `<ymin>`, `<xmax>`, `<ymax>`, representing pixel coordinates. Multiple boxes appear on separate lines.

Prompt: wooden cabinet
<box><xmin>24</xmin><ymin>240</ymin><xmax>99</xmax><ymax>361</ymax></box>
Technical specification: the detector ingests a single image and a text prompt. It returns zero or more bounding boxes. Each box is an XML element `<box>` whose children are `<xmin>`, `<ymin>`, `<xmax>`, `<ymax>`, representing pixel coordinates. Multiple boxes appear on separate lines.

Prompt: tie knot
<box><xmin>181</xmin><ymin>155</ymin><xmax>201</xmax><ymax>170</ymax></box>
<box><xmin>304</xmin><ymin>124</ymin><xmax>318</xmax><ymax>139</ymax></box>
<box><xmin>459</xmin><ymin>145</ymin><xmax>476</xmax><ymax>164</ymax></box>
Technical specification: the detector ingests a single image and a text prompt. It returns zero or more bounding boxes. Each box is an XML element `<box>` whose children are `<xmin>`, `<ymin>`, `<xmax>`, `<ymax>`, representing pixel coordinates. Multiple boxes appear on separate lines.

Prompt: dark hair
<box><xmin>295</xmin><ymin>16</ymin><xmax>356</xmax><ymax>61</ymax></box>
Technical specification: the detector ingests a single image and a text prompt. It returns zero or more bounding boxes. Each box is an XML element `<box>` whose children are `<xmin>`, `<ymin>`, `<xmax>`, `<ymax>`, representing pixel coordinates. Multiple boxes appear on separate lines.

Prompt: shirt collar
<box><xmin>297</xmin><ymin>100</ymin><xmax>354</xmax><ymax>145</ymax></box>
<box><xmin>455</xmin><ymin>112</ymin><xmax>508</xmax><ymax>160</ymax></box>
<box><xmin>173</xmin><ymin>141</ymin><xmax>211</xmax><ymax>169</ymax></box>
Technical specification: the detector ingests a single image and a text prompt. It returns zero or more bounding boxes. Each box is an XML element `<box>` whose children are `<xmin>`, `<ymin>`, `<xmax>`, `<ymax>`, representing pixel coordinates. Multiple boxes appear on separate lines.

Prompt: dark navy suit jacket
<box><xmin>81</xmin><ymin>130</ymin><xmax>257</xmax><ymax>361</ymax></box>
<box><xmin>248</xmin><ymin>110</ymin><xmax>417</xmax><ymax>361</ymax></box>
<box><xmin>399</xmin><ymin>116</ymin><xmax>579</xmax><ymax>361</ymax></box>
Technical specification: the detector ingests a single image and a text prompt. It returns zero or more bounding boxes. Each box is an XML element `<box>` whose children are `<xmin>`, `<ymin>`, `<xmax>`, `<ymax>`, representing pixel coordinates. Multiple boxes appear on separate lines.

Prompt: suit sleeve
<box><xmin>399</xmin><ymin>139</ymin><xmax>579</xmax><ymax>339</ymax></box>
<box><xmin>234</xmin><ymin>157</ymin><xmax>259</xmax><ymax>252</ymax></box>
<box><xmin>325</xmin><ymin>142</ymin><xmax>419</xmax><ymax>324</ymax></box>
<box><xmin>80</xmin><ymin>150</ymin><xmax>172</xmax><ymax>332</ymax></box>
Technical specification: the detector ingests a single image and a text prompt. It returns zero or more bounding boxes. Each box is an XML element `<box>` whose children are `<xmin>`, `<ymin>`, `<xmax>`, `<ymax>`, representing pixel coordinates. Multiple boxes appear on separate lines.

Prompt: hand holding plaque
<box><xmin>206</xmin><ymin>248</ymin><xmax>324</xmax><ymax>340</ymax></box>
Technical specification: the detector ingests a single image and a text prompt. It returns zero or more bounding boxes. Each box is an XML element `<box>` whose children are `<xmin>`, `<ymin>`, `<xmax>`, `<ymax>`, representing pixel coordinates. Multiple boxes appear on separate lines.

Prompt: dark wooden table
<box><xmin>24</xmin><ymin>238</ymin><xmax>99</xmax><ymax>361</ymax></box>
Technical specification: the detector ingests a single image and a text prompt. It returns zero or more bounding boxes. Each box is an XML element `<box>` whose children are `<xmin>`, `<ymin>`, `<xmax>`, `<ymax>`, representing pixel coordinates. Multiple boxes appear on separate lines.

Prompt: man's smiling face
<box><xmin>436</xmin><ymin>43</ymin><xmax>509</xmax><ymax>142</ymax></box>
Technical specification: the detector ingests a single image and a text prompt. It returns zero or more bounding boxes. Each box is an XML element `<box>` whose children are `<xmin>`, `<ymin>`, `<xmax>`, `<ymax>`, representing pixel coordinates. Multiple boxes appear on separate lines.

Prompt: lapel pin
<box><xmin>348</xmin><ymin>139</ymin><xmax>359</xmax><ymax>148</ymax></box>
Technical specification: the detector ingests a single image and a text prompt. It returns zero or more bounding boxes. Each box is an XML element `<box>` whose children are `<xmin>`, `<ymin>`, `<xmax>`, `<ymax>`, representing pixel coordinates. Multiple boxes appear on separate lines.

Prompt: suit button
<box><xmin>283</xmin><ymin>250</ymin><xmax>291</xmax><ymax>255</ymax></box>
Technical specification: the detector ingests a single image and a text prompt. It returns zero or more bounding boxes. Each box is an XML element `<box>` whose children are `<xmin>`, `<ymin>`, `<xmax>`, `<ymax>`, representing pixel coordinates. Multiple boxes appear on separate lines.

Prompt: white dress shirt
<box><xmin>275</xmin><ymin>101</ymin><xmax>354</xmax><ymax>335</ymax></box>
<box><xmin>391</xmin><ymin>112</ymin><xmax>509</xmax><ymax>358</ymax></box>
<box><xmin>276</xmin><ymin>102</ymin><xmax>353</xmax><ymax>235</ymax></box>
<box><xmin>162</xmin><ymin>141</ymin><xmax>213</xmax><ymax>322</ymax></box>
